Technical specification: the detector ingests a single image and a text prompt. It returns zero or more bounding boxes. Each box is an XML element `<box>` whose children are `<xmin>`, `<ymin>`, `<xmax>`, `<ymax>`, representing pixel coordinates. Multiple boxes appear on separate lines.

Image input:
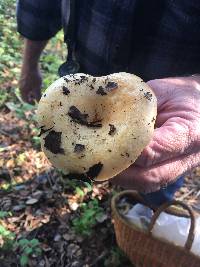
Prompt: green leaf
<box><xmin>0</xmin><ymin>211</ymin><xmax>10</xmax><ymax>219</ymax></box>
<box><xmin>32</xmin><ymin>136</ymin><xmax>41</xmax><ymax>148</ymax></box>
<box><xmin>24</xmin><ymin>247</ymin><xmax>33</xmax><ymax>255</ymax></box>
<box><xmin>84</xmin><ymin>182</ymin><xmax>93</xmax><ymax>192</ymax></box>
<box><xmin>75</xmin><ymin>187</ymin><xmax>85</xmax><ymax>197</ymax></box>
<box><xmin>0</xmin><ymin>225</ymin><xmax>14</xmax><ymax>238</ymax></box>
<box><xmin>21</xmin><ymin>103</ymin><xmax>35</xmax><ymax>111</ymax></box>
<box><xmin>20</xmin><ymin>254</ymin><xmax>29</xmax><ymax>266</ymax></box>
<box><xmin>30</xmin><ymin>238</ymin><xmax>40</xmax><ymax>247</ymax></box>
<box><xmin>5</xmin><ymin>102</ymin><xmax>20</xmax><ymax>112</ymax></box>
<box><xmin>18</xmin><ymin>239</ymin><xmax>29</xmax><ymax>247</ymax></box>
<box><xmin>34</xmin><ymin>247</ymin><xmax>42</xmax><ymax>255</ymax></box>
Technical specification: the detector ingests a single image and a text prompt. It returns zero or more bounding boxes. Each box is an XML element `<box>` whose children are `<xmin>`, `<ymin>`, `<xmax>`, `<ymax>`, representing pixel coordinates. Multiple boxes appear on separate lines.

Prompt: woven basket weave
<box><xmin>111</xmin><ymin>190</ymin><xmax>200</xmax><ymax>267</ymax></box>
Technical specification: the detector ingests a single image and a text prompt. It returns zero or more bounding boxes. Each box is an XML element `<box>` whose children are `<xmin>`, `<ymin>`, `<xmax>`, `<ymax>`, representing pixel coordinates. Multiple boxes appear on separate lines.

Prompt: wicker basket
<box><xmin>111</xmin><ymin>190</ymin><xmax>200</xmax><ymax>267</ymax></box>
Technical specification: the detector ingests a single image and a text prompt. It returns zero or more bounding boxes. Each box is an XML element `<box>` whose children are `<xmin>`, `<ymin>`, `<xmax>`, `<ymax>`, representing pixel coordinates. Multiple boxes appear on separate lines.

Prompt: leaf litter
<box><xmin>1</xmin><ymin>108</ymin><xmax>200</xmax><ymax>267</ymax></box>
<box><xmin>1</xmin><ymin>1</ymin><xmax>200</xmax><ymax>264</ymax></box>
<box><xmin>0</xmin><ymin>109</ymin><xmax>134</xmax><ymax>266</ymax></box>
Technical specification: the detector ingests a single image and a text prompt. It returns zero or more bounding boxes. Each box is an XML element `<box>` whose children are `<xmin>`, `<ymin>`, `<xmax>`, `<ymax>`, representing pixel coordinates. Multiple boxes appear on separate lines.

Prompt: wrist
<box><xmin>22</xmin><ymin>39</ymin><xmax>47</xmax><ymax>72</ymax></box>
<box><xmin>21</xmin><ymin>62</ymin><xmax>40</xmax><ymax>76</ymax></box>
<box><xmin>171</xmin><ymin>75</ymin><xmax>200</xmax><ymax>87</ymax></box>
<box><xmin>21</xmin><ymin>62</ymin><xmax>39</xmax><ymax>72</ymax></box>
<box><xmin>191</xmin><ymin>74</ymin><xmax>200</xmax><ymax>83</ymax></box>
<box><xmin>20</xmin><ymin>64</ymin><xmax>41</xmax><ymax>81</ymax></box>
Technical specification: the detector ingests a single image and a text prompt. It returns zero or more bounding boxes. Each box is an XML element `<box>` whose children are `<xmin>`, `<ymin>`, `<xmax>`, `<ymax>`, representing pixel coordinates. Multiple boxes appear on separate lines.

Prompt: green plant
<box><xmin>62</xmin><ymin>177</ymin><xmax>93</xmax><ymax>194</ymax></box>
<box><xmin>0</xmin><ymin>92</ymin><xmax>8</xmax><ymax>107</ymax></box>
<box><xmin>0</xmin><ymin>224</ymin><xmax>15</xmax><ymax>250</ymax></box>
<box><xmin>16</xmin><ymin>152</ymin><xmax>26</xmax><ymax>166</ymax></box>
<box><xmin>0</xmin><ymin>0</ymin><xmax>21</xmax><ymax>108</ymax></box>
<box><xmin>0</xmin><ymin>224</ymin><xmax>42</xmax><ymax>266</ymax></box>
<box><xmin>75</xmin><ymin>182</ymin><xmax>93</xmax><ymax>197</ymax></box>
<box><xmin>0</xmin><ymin>180</ymin><xmax>17</xmax><ymax>192</ymax></box>
<box><xmin>104</xmin><ymin>247</ymin><xmax>130</xmax><ymax>267</ymax></box>
<box><xmin>0</xmin><ymin>0</ymin><xmax>65</xmax><ymax>109</ymax></box>
<box><xmin>5</xmin><ymin>102</ymin><xmax>36</xmax><ymax>119</ymax></box>
<box><xmin>32</xmin><ymin>136</ymin><xmax>41</xmax><ymax>149</ymax></box>
<box><xmin>72</xmin><ymin>199</ymin><xmax>104</xmax><ymax>236</ymax></box>
<box><xmin>75</xmin><ymin>187</ymin><xmax>85</xmax><ymax>197</ymax></box>
<box><xmin>0</xmin><ymin>211</ymin><xmax>12</xmax><ymax>219</ymax></box>
<box><xmin>30</xmin><ymin>125</ymin><xmax>41</xmax><ymax>149</ymax></box>
<box><xmin>14</xmin><ymin>238</ymin><xmax>42</xmax><ymax>266</ymax></box>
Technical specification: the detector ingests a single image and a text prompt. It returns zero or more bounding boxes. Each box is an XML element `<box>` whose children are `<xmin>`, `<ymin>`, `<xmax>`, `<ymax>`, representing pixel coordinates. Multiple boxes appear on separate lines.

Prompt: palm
<box><xmin>113</xmin><ymin>76</ymin><xmax>200</xmax><ymax>193</ymax></box>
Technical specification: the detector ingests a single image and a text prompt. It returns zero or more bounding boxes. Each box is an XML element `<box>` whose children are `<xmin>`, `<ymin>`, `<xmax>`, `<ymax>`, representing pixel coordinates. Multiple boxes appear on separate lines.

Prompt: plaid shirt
<box><xmin>17</xmin><ymin>0</ymin><xmax>200</xmax><ymax>81</ymax></box>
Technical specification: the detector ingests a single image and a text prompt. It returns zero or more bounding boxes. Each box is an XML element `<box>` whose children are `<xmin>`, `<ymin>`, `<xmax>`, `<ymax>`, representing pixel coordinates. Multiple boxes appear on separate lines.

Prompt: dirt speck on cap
<box><xmin>74</xmin><ymin>144</ymin><xmax>85</xmax><ymax>153</ymax></box>
<box><xmin>68</xmin><ymin>106</ymin><xmax>102</xmax><ymax>128</ymax></box>
<box><xmin>96</xmin><ymin>86</ymin><xmax>107</xmax><ymax>96</ymax></box>
<box><xmin>144</xmin><ymin>92</ymin><xmax>153</xmax><ymax>101</ymax></box>
<box><xmin>87</xmin><ymin>163</ymin><xmax>103</xmax><ymax>179</ymax></box>
<box><xmin>62</xmin><ymin>86</ymin><xmax>70</xmax><ymax>95</ymax></box>
<box><xmin>39</xmin><ymin>126</ymin><xmax>54</xmax><ymax>137</ymax></box>
<box><xmin>108</xmin><ymin>124</ymin><xmax>116</xmax><ymax>136</ymax></box>
<box><xmin>105</xmin><ymin>81</ymin><xmax>118</xmax><ymax>91</ymax></box>
<box><xmin>44</xmin><ymin>130</ymin><xmax>64</xmax><ymax>154</ymax></box>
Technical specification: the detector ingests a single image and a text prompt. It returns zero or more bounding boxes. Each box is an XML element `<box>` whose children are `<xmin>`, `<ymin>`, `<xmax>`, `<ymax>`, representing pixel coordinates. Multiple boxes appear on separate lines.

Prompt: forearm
<box><xmin>22</xmin><ymin>39</ymin><xmax>48</xmax><ymax>71</ymax></box>
<box><xmin>19</xmin><ymin>39</ymin><xmax>48</xmax><ymax>103</ymax></box>
<box><xmin>191</xmin><ymin>74</ymin><xmax>200</xmax><ymax>85</ymax></box>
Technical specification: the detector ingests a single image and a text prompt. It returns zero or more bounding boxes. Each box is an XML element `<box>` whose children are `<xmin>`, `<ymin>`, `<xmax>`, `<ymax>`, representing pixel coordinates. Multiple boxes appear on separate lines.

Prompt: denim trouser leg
<box><xmin>140</xmin><ymin>176</ymin><xmax>184</xmax><ymax>207</ymax></box>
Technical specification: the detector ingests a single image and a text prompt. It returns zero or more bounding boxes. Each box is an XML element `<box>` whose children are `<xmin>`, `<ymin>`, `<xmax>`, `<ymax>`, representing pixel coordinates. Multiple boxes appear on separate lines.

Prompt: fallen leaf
<box><xmin>26</xmin><ymin>198</ymin><xmax>38</xmax><ymax>205</ymax></box>
<box><xmin>12</xmin><ymin>204</ymin><xmax>26</xmax><ymax>211</ymax></box>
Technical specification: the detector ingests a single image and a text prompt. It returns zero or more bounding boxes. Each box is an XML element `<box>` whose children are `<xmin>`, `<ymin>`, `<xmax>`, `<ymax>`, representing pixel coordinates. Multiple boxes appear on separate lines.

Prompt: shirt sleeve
<box><xmin>16</xmin><ymin>0</ymin><xmax>62</xmax><ymax>41</ymax></box>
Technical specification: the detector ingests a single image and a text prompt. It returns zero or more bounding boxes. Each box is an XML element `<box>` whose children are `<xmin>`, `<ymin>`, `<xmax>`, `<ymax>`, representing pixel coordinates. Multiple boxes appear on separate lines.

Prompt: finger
<box><xmin>28</xmin><ymin>90</ymin><xmax>41</xmax><ymax>104</ymax></box>
<box><xmin>112</xmin><ymin>151</ymin><xmax>200</xmax><ymax>193</ymax></box>
<box><xmin>147</xmin><ymin>79</ymin><xmax>175</xmax><ymax>107</ymax></box>
<box><xmin>135</xmin><ymin>117</ymin><xmax>199</xmax><ymax>167</ymax></box>
<box><xmin>21</xmin><ymin>92</ymin><xmax>29</xmax><ymax>103</ymax></box>
<box><xmin>34</xmin><ymin>89</ymin><xmax>41</xmax><ymax>102</ymax></box>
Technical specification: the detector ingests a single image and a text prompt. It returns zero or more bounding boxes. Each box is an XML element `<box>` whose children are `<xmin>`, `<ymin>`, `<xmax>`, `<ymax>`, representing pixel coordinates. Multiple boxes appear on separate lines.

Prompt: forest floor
<box><xmin>1</xmin><ymin>1</ymin><xmax>200</xmax><ymax>266</ymax></box>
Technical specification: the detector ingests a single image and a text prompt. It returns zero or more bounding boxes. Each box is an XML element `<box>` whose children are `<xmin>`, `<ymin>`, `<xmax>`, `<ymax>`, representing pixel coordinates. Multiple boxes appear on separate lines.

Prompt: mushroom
<box><xmin>37</xmin><ymin>72</ymin><xmax>157</xmax><ymax>181</ymax></box>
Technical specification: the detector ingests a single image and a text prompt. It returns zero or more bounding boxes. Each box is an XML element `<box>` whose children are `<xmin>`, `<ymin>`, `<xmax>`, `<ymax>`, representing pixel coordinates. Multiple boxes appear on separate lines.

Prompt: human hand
<box><xmin>112</xmin><ymin>76</ymin><xmax>200</xmax><ymax>193</ymax></box>
<box><xmin>19</xmin><ymin>66</ymin><xmax>42</xmax><ymax>104</ymax></box>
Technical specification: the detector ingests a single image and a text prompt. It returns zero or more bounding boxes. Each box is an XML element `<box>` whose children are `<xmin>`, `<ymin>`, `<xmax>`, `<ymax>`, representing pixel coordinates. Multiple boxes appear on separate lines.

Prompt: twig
<box><xmin>195</xmin><ymin>190</ymin><xmax>200</xmax><ymax>198</ymax></box>
<box><xmin>177</xmin><ymin>188</ymin><xmax>196</xmax><ymax>201</ymax></box>
<box><xmin>90</xmin><ymin>251</ymin><xmax>108</xmax><ymax>266</ymax></box>
<box><xmin>0</xmin><ymin>128</ymin><xmax>11</xmax><ymax>137</ymax></box>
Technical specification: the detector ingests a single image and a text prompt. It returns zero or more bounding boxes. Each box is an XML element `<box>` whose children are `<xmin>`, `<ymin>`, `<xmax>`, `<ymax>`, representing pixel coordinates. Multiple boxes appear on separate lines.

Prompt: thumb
<box><xmin>135</xmin><ymin>116</ymin><xmax>195</xmax><ymax>167</ymax></box>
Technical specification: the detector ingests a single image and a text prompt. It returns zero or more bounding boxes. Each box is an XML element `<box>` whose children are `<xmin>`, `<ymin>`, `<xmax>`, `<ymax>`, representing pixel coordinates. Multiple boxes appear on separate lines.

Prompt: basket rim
<box><xmin>111</xmin><ymin>190</ymin><xmax>192</xmax><ymax>230</ymax></box>
<box><xmin>111</xmin><ymin>190</ymin><xmax>200</xmax><ymax>260</ymax></box>
<box><xmin>111</xmin><ymin>190</ymin><xmax>148</xmax><ymax>232</ymax></box>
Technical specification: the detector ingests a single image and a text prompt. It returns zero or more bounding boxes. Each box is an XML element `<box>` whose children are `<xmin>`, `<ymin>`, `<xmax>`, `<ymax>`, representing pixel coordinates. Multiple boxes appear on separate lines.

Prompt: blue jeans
<box><xmin>141</xmin><ymin>176</ymin><xmax>184</xmax><ymax>207</ymax></box>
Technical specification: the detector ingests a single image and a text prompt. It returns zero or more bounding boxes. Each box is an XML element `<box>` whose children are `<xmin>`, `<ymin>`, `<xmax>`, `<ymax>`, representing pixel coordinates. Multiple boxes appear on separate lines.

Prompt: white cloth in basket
<box><xmin>125</xmin><ymin>204</ymin><xmax>200</xmax><ymax>257</ymax></box>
